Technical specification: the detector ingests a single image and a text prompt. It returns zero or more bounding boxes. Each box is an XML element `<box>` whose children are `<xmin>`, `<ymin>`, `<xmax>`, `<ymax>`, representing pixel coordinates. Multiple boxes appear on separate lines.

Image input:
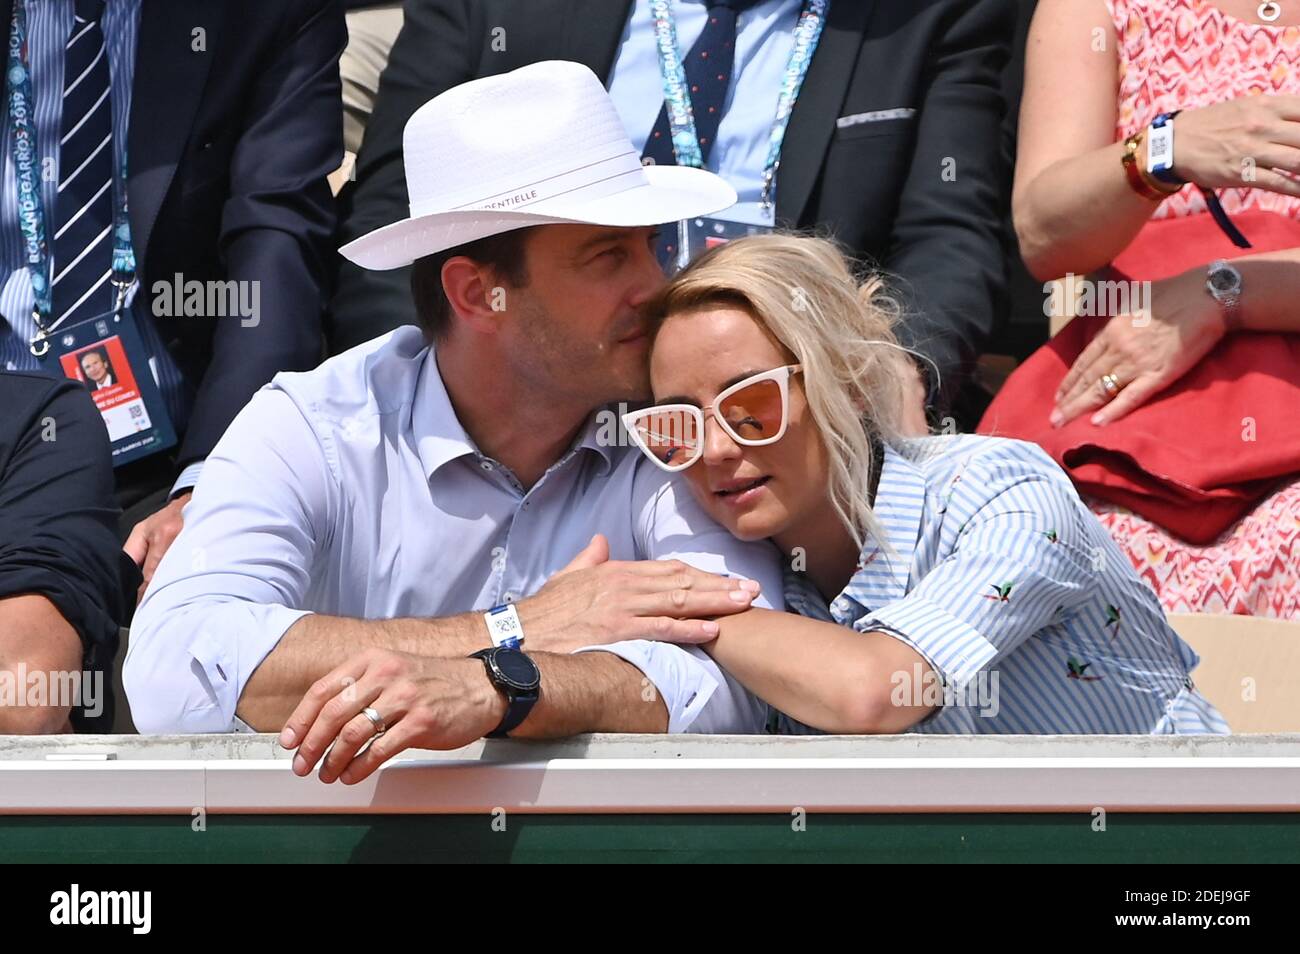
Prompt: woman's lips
<box><xmin>713</xmin><ymin>475</ymin><xmax>772</xmax><ymax>507</ymax></box>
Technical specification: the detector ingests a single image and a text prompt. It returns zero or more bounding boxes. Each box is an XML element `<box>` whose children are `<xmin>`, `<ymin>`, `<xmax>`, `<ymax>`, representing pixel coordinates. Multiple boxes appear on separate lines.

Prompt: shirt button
<box><xmin>479</xmin><ymin>460</ymin><xmax>494</xmax><ymax>472</ymax></box>
<box><xmin>503</xmin><ymin>591</ymin><xmax>517</xmax><ymax>603</ymax></box>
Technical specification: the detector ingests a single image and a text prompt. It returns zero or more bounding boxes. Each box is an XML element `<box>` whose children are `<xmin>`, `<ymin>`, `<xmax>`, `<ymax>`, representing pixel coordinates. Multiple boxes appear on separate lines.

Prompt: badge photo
<box><xmin>59</xmin><ymin>335</ymin><xmax>153</xmax><ymax>441</ymax></box>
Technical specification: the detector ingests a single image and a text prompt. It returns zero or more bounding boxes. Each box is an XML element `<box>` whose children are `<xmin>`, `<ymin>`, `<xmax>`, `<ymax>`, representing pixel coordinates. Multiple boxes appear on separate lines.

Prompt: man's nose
<box><xmin>627</xmin><ymin>233</ymin><xmax>669</xmax><ymax>307</ymax></box>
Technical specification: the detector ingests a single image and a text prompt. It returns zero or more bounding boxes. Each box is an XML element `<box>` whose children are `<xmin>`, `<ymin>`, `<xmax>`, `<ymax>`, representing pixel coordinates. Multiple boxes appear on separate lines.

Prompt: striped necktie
<box><xmin>52</xmin><ymin>0</ymin><xmax>116</xmax><ymax>329</ymax></box>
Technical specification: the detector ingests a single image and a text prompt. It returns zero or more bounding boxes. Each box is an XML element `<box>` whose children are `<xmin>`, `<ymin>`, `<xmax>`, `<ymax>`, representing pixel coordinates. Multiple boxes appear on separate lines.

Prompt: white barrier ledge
<box><xmin>1</xmin><ymin>734</ymin><xmax>1298</xmax><ymax>815</ymax></box>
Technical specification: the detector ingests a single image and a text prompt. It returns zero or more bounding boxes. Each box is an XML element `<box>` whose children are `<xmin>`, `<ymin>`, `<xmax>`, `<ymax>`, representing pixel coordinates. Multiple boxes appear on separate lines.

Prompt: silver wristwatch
<box><xmin>1205</xmin><ymin>259</ymin><xmax>1243</xmax><ymax>331</ymax></box>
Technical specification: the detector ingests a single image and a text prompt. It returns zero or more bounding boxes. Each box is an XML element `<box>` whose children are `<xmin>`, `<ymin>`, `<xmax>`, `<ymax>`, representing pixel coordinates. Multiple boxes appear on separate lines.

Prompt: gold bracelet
<box><xmin>1122</xmin><ymin>133</ymin><xmax>1182</xmax><ymax>200</ymax></box>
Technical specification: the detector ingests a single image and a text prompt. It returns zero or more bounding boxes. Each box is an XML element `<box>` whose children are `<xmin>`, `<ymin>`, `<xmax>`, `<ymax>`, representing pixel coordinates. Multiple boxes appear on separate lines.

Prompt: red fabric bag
<box><xmin>978</xmin><ymin>210</ymin><xmax>1300</xmax><ymax>544</ymax></box>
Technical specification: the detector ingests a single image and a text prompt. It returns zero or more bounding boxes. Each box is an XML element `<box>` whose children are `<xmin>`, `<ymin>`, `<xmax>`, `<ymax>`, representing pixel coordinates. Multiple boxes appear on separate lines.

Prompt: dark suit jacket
<box><xmin>0</xmin><ymin>0</ymin><xmax>347</xmax><ymax>471</ymax></box>
<box><xmin>331</xmin><ymin>0</ymin><xmax>1015</xmax><ymax>411</ymax></box>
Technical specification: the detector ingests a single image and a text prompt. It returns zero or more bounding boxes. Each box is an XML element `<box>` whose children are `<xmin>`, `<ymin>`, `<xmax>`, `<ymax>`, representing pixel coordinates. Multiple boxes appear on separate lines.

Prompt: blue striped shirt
<box><xmin>780</xmin><ymin>434</ymin><xmax>1230</xmax><ymax>735</ymax></box>
<box><xmin>1</xmin><ymin>0</ymin><xmax>190</xmax><ymax>441</ymax></box>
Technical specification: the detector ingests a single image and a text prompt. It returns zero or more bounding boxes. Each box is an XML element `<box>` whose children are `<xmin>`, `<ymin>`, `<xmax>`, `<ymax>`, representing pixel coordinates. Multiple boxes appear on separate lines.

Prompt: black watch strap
<box><xmin>470</xmin><ymin>647</ymin><xmax>540</xmax><ymax>738</ymax></box>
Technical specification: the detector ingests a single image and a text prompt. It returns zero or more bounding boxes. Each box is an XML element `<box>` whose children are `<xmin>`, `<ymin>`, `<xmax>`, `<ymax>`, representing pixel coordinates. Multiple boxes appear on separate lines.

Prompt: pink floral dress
<box><xmin>1091</xmin><ymin>0</ymin><xmax>1300</xmax><ymax>617</ymax></box>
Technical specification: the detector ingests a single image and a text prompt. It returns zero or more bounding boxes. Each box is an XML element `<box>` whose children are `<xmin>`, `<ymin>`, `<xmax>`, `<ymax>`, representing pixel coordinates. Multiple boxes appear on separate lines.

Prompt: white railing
<box><xmin>1</xmin><ymin>734</ymin><xmax>1298</xmax><ymax>814</ymax></box>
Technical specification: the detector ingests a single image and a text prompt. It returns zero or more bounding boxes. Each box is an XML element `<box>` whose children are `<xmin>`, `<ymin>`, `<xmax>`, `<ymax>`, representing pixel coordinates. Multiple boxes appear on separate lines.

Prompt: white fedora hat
<box><xmin>340</xmin><ymin>60</ymin><xmax>738</xmax><ymax>270</ymax></box>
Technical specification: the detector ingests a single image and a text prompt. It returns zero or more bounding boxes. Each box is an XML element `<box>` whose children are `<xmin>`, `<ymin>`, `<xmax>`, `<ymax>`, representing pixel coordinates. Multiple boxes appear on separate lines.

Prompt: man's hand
<box><xmin>280</xmin><ymin>649</ymin><xmax>503</xmax><ymax>784</ymax></box>
<box><xmin>518</xmin><ymin>534</ymin><xmax>761</xmax><ymax>653</ymax></box>
<box><xmin>123</xmin><ymin>491</ymin><xmax>191</xmax><ymax>600</ymax></box>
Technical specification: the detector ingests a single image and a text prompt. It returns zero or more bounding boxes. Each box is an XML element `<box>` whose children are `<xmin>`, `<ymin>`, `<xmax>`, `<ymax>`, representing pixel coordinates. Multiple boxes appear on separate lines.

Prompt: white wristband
<box><xmin>483</xmin><ymin>603</ymin><xmax>525</xmax><ymax>648</ymax></box>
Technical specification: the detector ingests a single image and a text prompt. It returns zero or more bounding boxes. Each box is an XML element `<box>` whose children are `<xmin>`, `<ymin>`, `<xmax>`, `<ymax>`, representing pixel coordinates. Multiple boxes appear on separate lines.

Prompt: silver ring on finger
<box><xmin>362</xmin><ymin>706</ymin><xmax>387</xmax><ymax>736</ymax></box>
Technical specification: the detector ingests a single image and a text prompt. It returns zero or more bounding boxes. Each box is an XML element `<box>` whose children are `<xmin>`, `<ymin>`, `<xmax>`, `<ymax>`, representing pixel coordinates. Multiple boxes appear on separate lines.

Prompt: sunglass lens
<box><xmin>719</xmin><ymin>379</ymin><xmax>783</xmax><ymax>442</ymax></box>
<box><xmin>633</xmin><ymin>409</ymin><xmax>700</xmax><ymax>468</ymax></box>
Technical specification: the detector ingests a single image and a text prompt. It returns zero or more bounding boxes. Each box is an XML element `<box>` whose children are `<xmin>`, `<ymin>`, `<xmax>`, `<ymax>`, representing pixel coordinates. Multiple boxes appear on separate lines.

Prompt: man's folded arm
<box><xmin>124</xmin><ymin>388</ymin><xmax>328</xmax><ymax>733</ymax></box>
<box><xmin>124</xmin><ymin>388</ymin><xmax>502</xmax><ymax>733</ymax></box>
<box><xmin>510</xmin><ymin>651</ymin><xmax>668</xmax><ymax>737</ymax></box>
<box><xmin>575</xmin><ymin>639</ymin><xmax>769</xmax><ymax>734</ymax></box>
<box><xmin>246</xmin><ymin>625</ymin><xmax>672</xmax><ymax>736</ymax></box>
<box><xmin>124</xmin><ymin>388</ymin><xmax>680</xmax><ymax>736</ymax></box>
<box><xmin>0</xmin><ymin>380</ymin><xmax>138</xmax><ymax>732</ymax></box>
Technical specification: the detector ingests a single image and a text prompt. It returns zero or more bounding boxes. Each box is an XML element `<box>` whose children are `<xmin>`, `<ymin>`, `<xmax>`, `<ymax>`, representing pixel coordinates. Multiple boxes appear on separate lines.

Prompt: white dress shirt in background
<box><xmin>124</xmin><ymin>327</ymin><xmax>784</xmax><ymax>735</ymax></box>
<box><xmin>606</xmin><ymin>0</ymin><xmax>802</xmax><ymax>226</ymax></box>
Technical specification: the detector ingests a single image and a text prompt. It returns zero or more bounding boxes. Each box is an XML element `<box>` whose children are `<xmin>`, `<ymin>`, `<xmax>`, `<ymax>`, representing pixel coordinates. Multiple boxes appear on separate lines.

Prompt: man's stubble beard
<box><xmin>512</xmin><ymin>295</ymin><xmax>651</xmax><ymax>410</ymax></box>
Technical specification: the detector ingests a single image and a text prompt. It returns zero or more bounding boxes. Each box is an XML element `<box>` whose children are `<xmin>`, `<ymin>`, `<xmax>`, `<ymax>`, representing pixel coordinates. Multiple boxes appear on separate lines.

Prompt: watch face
<box><xmin>1209</xmin><ymin>269</ymin><xmax>1241</xmax><ymax>294</ymax></box>
<box><xmin>492</xmin><ymin>648</ymin><xmax>541</xmax><ymax>691</ymax></box>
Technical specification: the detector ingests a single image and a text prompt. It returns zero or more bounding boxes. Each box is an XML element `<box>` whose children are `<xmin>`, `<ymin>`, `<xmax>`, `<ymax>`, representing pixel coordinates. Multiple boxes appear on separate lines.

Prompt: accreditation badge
<box><xmin>39</xmin><ymin>306</ymin><xmax>177</xmax><ymax>466</ymax></box>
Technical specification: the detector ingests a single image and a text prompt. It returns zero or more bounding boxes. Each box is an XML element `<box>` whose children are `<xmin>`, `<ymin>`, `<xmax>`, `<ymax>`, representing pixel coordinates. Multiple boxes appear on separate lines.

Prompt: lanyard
<box><xmin>6</xmin><ymin>0</ymin><xmax>137</xmax><ymax>356</ymax></box>
<box><xmin>648</xmin><ymin>0</ymin><xmax>829</xmax><ymax>213</ymax></box>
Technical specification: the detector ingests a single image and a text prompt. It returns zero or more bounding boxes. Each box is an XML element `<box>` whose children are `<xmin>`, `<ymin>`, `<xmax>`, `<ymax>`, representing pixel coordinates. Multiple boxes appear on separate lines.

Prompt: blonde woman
<box><xmin>623</xmin><ymin>234</ymin><xmax>1227</xmax><ymax>734</ymax></box>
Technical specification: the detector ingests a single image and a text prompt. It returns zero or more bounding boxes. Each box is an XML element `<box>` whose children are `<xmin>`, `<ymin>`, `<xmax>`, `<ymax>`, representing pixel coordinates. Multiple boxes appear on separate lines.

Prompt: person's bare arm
<box><xmin>0</xmin><ymin>595</ymin><xmax>81</xmax><ymax>734</ymax></box>
<box><xmin>515</xmin><ymin>650</ymin><xmax>667</xmax><ymax>738</ymax></box>
<box><xmin>1016</xmin><ymin>0</ymin><xmax>1300</xmax><ymax>280</ymax></box>
<box><xmin>236</xmin><ymin>612</ymin><xmax>482</xmax><ymax>730</ymax></box>
<box><xmin>127</xmin><ymin>385</ymin><xmax>757</xmax><ymax>734</ymax></box>
<box><xmin>1224</xmin><ymin>248</ymin><xmax>1300</xmax><ymax>331</ymax></box>
<box><xmin>703</xmin><ymin>608</ymin><xmax>934</xmax><ymax>734</ymax></box>
<box><xmin>238</xmin><ymin>536</ymin><xmax>758</xmax><ymax>731</ymax></box>
<box><xmin>1013</xmin><ymin>0</ymin><xmax>1148</xmax><ymax>278</ymax></box>
<box><xmin>281</xmin><ymin>647</ymin><xmax>666</xmax><ymax>783</ymax></box>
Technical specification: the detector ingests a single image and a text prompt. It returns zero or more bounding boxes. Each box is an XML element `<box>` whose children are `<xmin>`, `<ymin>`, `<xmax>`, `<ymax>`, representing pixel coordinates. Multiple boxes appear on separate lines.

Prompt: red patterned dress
<box><xmin>1091</xmin><ymin>0</ymin><xmax>1300</xmax><ymax>617</ymax></box>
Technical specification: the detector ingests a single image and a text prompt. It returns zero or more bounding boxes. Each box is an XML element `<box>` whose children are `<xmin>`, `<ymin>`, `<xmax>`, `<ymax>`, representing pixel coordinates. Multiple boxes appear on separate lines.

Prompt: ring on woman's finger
<box><xmin>1098</xmin><ymin>372</ymin><xmax>1124</xmax><ymax>402</ymax></box>
<box><xmin>362</xmin><ymin>706</ymin><xmax>387</xmax><ymax>736</ymax></box>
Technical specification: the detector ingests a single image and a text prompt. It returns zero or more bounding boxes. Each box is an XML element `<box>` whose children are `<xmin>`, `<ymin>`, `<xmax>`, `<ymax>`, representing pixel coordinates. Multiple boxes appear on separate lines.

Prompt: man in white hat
<box><xmin>124</xmin><ymin>62</ymin><xmax>784</xmax><ymax>779</ymax></box>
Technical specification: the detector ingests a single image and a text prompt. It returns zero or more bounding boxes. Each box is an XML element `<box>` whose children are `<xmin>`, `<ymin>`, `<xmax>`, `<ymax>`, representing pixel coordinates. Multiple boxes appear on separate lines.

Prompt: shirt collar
<box><xmin>411</xmin><ymin>349</ymin><xmax>620</xmax><ymax>480</ymax></box>
<box><xmin>411</xmin><ymin>349</ymin><xmax>478</xmax><ymax>478</ymax></box>
<box><xmin>573</xmin><ymin>406</ymin><xmax>620</xmax><ymax>476</ymax></box>
<box><xmin>837</xmin><ymin>440</ymin><xmax>931</xmax><ymax>614</ymax></box>
<box><xmin>783</xmin><ymin>440</ymin><xmax>932</xmax><ymax>620</ymax></box>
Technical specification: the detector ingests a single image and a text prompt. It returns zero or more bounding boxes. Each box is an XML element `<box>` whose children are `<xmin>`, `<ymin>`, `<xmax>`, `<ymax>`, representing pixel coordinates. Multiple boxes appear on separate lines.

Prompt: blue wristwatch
<box><xmin>470</xmin><ymin>645</ymin><xmax>541</xmax><ymax>738</ymax></box>
<box><xmin>1146</xmin><ymin>111</ymin><xmax>1185</xmax><ymax>185</ymax></box>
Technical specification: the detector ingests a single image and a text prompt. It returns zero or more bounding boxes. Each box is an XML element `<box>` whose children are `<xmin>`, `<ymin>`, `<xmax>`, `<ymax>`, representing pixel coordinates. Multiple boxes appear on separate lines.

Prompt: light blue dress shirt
<box><xmin>780</xmin><ymin>435</ymin><xmax>1230</xmax><ymax>734</ymax></box>
<box><xmin>0</xmin><ymin>0</ymin><xmax>198</xmax><ymax>489</ymax></box>
<box><xmin>607</xmin><ymin>0</ymin><xmax>802</xmax><ymax>226</ymax></box>
<box><xmin>123</xmin><ymin>327</ymin><xmax>786</xmax><ymax>735</ymax></box>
